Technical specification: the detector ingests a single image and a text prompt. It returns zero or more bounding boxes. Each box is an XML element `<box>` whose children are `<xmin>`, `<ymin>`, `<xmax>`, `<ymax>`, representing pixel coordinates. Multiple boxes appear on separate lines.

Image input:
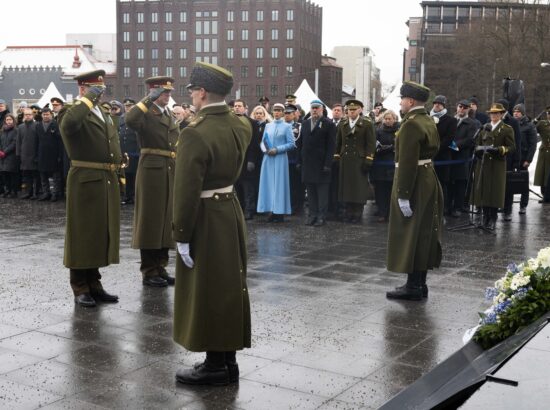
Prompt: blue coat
<box><xmin>257</xmin><ymin>119</ymin><xmax>295</xmax><ymax>214</ymax></box>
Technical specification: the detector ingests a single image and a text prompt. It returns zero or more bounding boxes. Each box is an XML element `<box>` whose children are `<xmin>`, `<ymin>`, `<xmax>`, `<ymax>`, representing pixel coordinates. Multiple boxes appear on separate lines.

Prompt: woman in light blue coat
<box><xmin>257</xmin><ymin>103</ymin><xmax>295</xmax><ymax>221</ymax></box>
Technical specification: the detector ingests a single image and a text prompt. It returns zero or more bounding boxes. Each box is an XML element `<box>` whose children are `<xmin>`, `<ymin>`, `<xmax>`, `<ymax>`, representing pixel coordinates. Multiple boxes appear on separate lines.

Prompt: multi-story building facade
<box><xmin>330</xmin><ymin>46</ymin><xmax>381</xmax><ymax>110</ymax></box>
<box><xmin>319</xmin><ymin>55</ymin><xmax>342</xmax><ymax>107</ymax></box>
<box><xmin>402</xmin><ymin>17</ymin><xmax>422</xmax><ymax>84</ymax></box>
<box><xmin>116</xmin><ymin>0</ymin><xmax>322</xmax><ymax>105</ymax></box>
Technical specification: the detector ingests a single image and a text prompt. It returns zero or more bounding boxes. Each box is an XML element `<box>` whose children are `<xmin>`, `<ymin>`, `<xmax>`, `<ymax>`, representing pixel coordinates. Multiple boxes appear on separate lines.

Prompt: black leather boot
<box><xmin>176</xmin><ymin>352</ymin><xmax>229</xmax><ymax>386</ymax></box>
<box><xmin>225</xmin><ymin>351</ymin><xmax>239</xmax><ymax>383</ymax></box>
<box><xmin>386</xmin><ymin>272</ymin><xmax>423</xmax><ymax>301</ymax></box>
<box><xmin>420</xmin><ymin>271</ymin><xmax>428</xmax><ymax>298</ymax></box>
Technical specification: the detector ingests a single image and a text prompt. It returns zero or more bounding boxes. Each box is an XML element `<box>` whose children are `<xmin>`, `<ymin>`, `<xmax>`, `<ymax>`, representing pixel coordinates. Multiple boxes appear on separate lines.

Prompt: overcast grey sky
<box><xmin>1</xmin><ymin>0</ymin><xmax>423</xmax><ymax>86</ymax></box>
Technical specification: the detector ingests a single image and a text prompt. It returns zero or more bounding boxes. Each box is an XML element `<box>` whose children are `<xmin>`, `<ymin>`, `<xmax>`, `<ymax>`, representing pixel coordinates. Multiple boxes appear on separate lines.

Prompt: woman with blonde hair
<box><xmin>251</xmin><ymin>105</ymin><xmax>273</xmax><ymax>124</ymax></box>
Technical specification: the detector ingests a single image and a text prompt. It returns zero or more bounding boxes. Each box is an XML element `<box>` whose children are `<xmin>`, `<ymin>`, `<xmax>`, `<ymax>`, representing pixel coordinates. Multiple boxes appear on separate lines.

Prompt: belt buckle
<box><xmin>170</xmin><ymin>151</ymin><xmax>176</xmax><ymax>159</ymax></box>
<box><xmin>109</xmin><ymin>163</ymin><xmax>116</xmax><ymax>172</ymax></box>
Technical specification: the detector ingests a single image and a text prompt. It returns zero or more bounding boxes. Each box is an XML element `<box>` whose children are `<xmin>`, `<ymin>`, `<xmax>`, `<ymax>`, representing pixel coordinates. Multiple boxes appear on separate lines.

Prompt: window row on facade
<box><xmin>425</xmin><ymin>5</ymin><xmax>539</xmax><ymax>21</ymax></box>
<box><xmin>122</xmin><ymin>46</ymin><xmax>294</xmax><ymax>60</ymax></box>
<box><xmin>121</xmin><ymin>64</ymin><xmax>294</xmax><ymax>79</ymax></box>
<box><xmin>122</xmin><ymin>28</ymin><xmax>295</xmax><ymax>43</ymax></box>
<box><xmin>121</xmin><ymin>10</ymin><xmax>295</xmax><ymax>24</ymax></box>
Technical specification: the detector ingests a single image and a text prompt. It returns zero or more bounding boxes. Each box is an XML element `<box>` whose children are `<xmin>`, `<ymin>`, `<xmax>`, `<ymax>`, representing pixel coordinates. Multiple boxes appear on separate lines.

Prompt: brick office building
<box><xmin>116</xmin><ymin>0</ymin><xmax>323</xmax><ymax>106</ymax></box>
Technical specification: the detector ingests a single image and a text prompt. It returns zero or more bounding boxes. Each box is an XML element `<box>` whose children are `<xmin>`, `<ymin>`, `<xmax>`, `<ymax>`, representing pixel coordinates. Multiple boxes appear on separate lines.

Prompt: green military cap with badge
<box><xmin>187</xmin><ymin>62</ymin><xmax>233</xmax><ymax>96</ymax></box>
<box><xmin>487</xmin><ymin>103</ymin><xmax>507</xmax><ymax>113</ymax></box>
<box><xmin>74</xmin><ymin>69</ymin><xmax>106</xmax><ymax>87</ymax></box>
<box><xmin>145</xmin><ymin>76</ymin><xmax>175</xmax><ymax>90</ymax></box>
<box><xmin>345</xmin><ymin>99</ymin><xmax>364</xmax><ymax>109</ymax></box>
<box><xmin>400</xmin><ymin>81</ymin><xmax>431</xmax><ymax>103</ymax></box>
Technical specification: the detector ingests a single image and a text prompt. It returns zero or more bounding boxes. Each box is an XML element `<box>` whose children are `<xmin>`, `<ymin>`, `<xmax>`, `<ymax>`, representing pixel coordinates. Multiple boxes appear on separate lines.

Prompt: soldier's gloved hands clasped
<box><xmin>177</xmin><ymin>242</ymin><xmax>194</xmax><ymax>268</ymax></box>
<box><xmin>148</xmin><ymin>87</ymin><xmax>166</xmax><ymax>102</ymax></box>
<box><xmin>398</xmin><ymin>198</ymin><xmax>413</xmax><ymax>218</ymax></box>
<box><xmin>247</xmin><ymin>162</ymin><xmax>255</xmax><ymax>172</ymax></box>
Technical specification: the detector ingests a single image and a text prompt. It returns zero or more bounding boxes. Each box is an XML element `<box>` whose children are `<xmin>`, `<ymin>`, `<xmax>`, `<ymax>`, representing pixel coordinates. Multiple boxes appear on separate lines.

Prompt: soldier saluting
<box><xmin>126</xmin><ymin>77</ymin><xmax>179</xmax><ymax>288</ymax></box>
<box><xmin>58</xmin><ymin>70</ymin><xmax>122</xmax><ymax>307</ymax></box>
<box><xmin>386</xmin><ymin>81</ymin><xmax>443</xmax><ymax>301</ymax></box>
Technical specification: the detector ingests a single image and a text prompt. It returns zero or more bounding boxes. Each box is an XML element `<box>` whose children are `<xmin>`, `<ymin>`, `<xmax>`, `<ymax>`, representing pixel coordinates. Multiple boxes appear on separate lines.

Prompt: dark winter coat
<box><xmin>118</xmin><ymin>114</ymin><xmax>140</xmax><ymax>174</ymax></box>
<box><xmin>517</xmin><ymin>116</ymin><xmax>537</xmax><ymax>163</ymax></box>
<box><xmin>433</xmin><ymin>113</ymin><xmax>457</xmax><ymax>183</ymax></box>
<box><xmin>37</xmin><ymin>120</ymin><xmax>63</xmax><ymax>172</ymax></box>
<box><xmin>451</xmin><ymin>116</ymin><xmax>477</xmax><ymax>181</ymax></box>
<box><xmin>534</xmin><ymin>120</ymin><xmax>550</xmax><ymax>187</ymax></box>
<box><xmin>16</xmin><ymin>121</ymin><xmax>39</xmax><ymax>171</ymax></box>
<box><xmin>237</xmin><ymin>115</ymin><xmax>262</xmax><ymax>180</ymax></box>
<box><xmin>503</xmin><ymin>113</ymin><xmax>521</xmax><ymax>169</ymax></box>
<box><xmin>371</xmin><ymin>123</ymin><xmax>398</xmax><ymax>182</ymax></box>
<box><xmin>298</xmin><ymin>116</ymin><xmax>336</xmax><ymax>184</ymax></box>
<box><xmin>0</xmin><ymin>127</ymin><xmax>18</xmax><ymax>172</ymax></box>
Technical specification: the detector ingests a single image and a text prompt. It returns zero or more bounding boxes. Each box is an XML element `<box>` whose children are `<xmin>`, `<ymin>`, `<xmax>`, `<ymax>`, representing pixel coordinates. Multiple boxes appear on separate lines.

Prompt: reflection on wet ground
<box><xmin>0</xmin><ymin>197</ymin><xmax>548</xmax><ymax>409</ymax></box>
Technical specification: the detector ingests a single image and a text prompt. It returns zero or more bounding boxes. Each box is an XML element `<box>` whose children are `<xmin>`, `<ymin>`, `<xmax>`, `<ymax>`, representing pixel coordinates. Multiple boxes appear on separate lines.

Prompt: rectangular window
<box><xmin>138</xmin><ymin>85</ymin><xmax>144</xmax><ymax>96</ymax></box>
<box><xmin>286</xmin><ymin>29</ymin><xmax>294</xmax><ymax>40</ymax></box>
<box><xmin>179</xmin><ymin>11</ymin><xmax>187</xmax><ymax>23</ymax></box>
<box><xmin>227</xmin><ymin>29</ymin><xmax>234</xmax><ymax>41</ymax></box>
<box><xmin>256</xmin><ymin>85</ymin><xmax>264</xmax><ymax>97</ymax></box>
<box><xmin>286</xmin><ymin>10</ymin><xmax>294</xmax><ymax>21</ymax></box>
<box><xmin>179</xmin><ymin>30</ymin><xmax>187</xmax><ymax>42</ymax></box>
<box><xmin>204</xmin><ymin>38</ymin><xmax>210</xmax><ymax>53</ymax></box>
<box><xmin>212</xmin><ymin>39</ymin><xmax>218</xmax><ymax>52</ymax></box>
<box><xmin>271</xmin><ymin>47</ymin><xmax>279</xmax><ymax>59</ymax></box>
<box><xmin>242</xmin><ymin>10</ymin><xmax>249</xmax><ymax>21</ymax></box>
<box><xmin>409</xmin><ymin>39</ymin><xmax>418</xmax><ymax>46</ymax></box>
<box><xmin>285</xmin><ymin>84</ymin><xmax>293</xmax><ymax>95</ymax></box>
<box><xmin>123</xmin><ymin>67</ymin><xmax>130</xmax><ymax>78</ymax></box>
<box><xmin>286</xmin><ymin>66</ymin><xmax>293</xmax><ymax>77</ymax></box>
<box><xmin>241</xmin><ymin>29</ymin><xmax>249</xmax><ymax>41</ymax></box>
<box><xmin>241</xmin><ymin>47</ymin><xmax>249</xmax><ymax>59</ymax></box>
<box><xmin>442</xmin><ymin>6</ymin><xmax>456</xmax><ymax>19</ymax></box>
<box><xmin>411</xmin><ymin>58</ymin><xmax>417</xmax><ymax>66</ymax></box>
<box><xmin>240</xmin><ymin>84</ymin><xmax>248</xmax><ymax>97</ymax></box>
<box><xmin>196</xmin><ymin>11</ymin><xmax>203</xmax><ymax>18</ymax></box>
<box><xmin>271</xmin><ymin>84</ymin><xmax>278</xmax><ymax>97</ymax></box>
<box><xmin>227</xmin><ymin>10</ymin><xmax>234</xmax><ymax>22</ymax></box>
<box><xmin>166</xmin><ymin>66</ymin><xmax>173</xmax><ymax>77</ymax></box>
<box><xmin>211</xmin><ymin>56</ymin><xmax>218</xmax><ymax>65</ymax></box>
<box><xmin>151</xmin><ymin>66</ymin><xmax>159</xmax><ymax>76</ymax></box>
<box><xmin>165</xmin><ymin>48</ymin><xmax>173</xmax><ymax>59</ymax></box>
<box><xmin>137</xmin><ymin>67</ymin><xmax>144</xmax><ymax>78</ymax></box>
<box><xmin>165</xmin><ymin>12</ymin><xmax>172</xmax><ymax>23</ymax></box>
<box><xmin>286</xmin><ymin>48</ymin><xmax>293</xmax><ymax>59</ymax></box>
<box><xmin>152</xmin><ymin>31</ymin><xmax>158</xmax><ymax>42</ymax></box>
<box><xmin>272</xmin><ymin>10</ymin><xmax>279</xmax><ymax>21</ymax></box>
<box><xmin>137</xmin><ymin>31</ymin><xmax>144</xmax><ymax>42</ymax></box>
<box><xmin>271</xmin><ymin>66</ymin><xmax>278</xmax><ymax>77</ymax></box>
<box><xmin>271</xmin><ymin>29</ymin><xmax>279</xmax><ymax>40</ymax></box>
<box><xmin>123</xmin><ymin>49</ymin><xmax>130</xmax><ymax>60</ymax></box>
<box><xmin>212</xmin><ymin>11</ymin><xmax>218</xmax><ymax>17</ymax></box>
<box><xmin>152</xmin><ymin>48</ymin><xmax>158</xmax><ymax>60</ymax></box>
<box><xmin>137</xmin><ymin>12</ymin><xmax>144</xmax><ymax>23</ymax></box>
<box><xmin>212</xmin><ymin>21</ymin><xmax>218</xmax><ymax>35</ymax></box>
<box><xmin>123</xmin><ymin>85</ymin><xmax>130</xmax><ymax>97</ymax></box>
<box><xmin>256</xmin><ymin>29</ymin><xmax>264</xmax><ymax>41</ymax></box>
<box><xmin>256</xmin><ymin>66</ymin><xmax>264</xmax><ymax>78</ymax></box>
<box><xmin>165</xmin><ymin>31</ymin><xmax>172</xmax><ymax>41</ymax></box>
<box><xmin>179</xmin><ymin>48</ymin><xmax>187</xmax><ymax>59</ymax></box>
<box><xmin>227</xmin><ymin>48</ymin><xmax>234</xmax><ymax>59</ymax></box>
<box><xmin>123</xmin><ymin>13</ymin><xmax>130</xmax><ymax>24</ymax></box>
<box><xmin>204</xmin><ymin>21</ymin><xmax>211</xmax><ymax>35</ymax></box>
<box><xmin>151</xmin><ymin>12</ymin><xmax>158</xmax><ymax>23</ymax></box>
<box><xmin>123</xmin><ymin>32</ymin><xmax>130</xmax><ymax>42</ymax></box>
<box><xmin>137</xmin><ymin>48</ymin><xmax>144</xmax><ymax>60</ymax></box>
<box><xmin>257</xmin><ymin>10</ymin><xmax>264</xmax><ymax>21</ymax></box>
<box><xmin>180</xmin><ymin>66</ymin><xmax>187</xmax><ymax>77</ymax></box>
<box><xmin>179</xmin><ymin>85</ymin><xmax>186</xmax><ymax>96</ymax></box>
<box><xmin>256</xmin><ymin>47</ymin><xmax>263</xmax><ymax>59</ymax></box>
<box><xmin>196</xmin><ymin>21</ymin><xmax>202</xmax><ymax>35</ymax></box>
<box><xmin>241</xmin><ymin>66</ymin><xmax>249</xmax><ymax>78</ymax></box>
<box><xmin>196</xmin><ymin>39</ymin><xmax>202</xmax><ymax>53</ymax></box>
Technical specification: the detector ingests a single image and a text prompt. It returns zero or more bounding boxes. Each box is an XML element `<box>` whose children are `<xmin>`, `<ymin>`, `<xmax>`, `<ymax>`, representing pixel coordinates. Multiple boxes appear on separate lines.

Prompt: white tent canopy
<box><xmin>381</xmin><ymin>83</ymin><xmax>402</xmax><ymax>119</ymax></box>
<box><xmin>294</xmin><ymin>79</ymin><xmax>332</xmax><ymax>118</ymax></box>
<box><xmin>37</xmin><ymin>82</ymin><xmax>64</xmax><ymax>108</ymax></box>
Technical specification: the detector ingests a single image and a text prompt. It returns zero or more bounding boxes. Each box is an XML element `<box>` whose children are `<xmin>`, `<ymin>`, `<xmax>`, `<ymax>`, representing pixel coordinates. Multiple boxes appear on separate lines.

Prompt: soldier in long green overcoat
<box><xmin>125</xmin><ymin>77</ymin><xmax>179</xmax><ymax>287</ymax></box>
<box><xmin>386</xmin><ymin>81</ymin><xmax>443</xmax><ymax>301</ymax></box>
<box><xmin>335</xmin><ymin>100</ymin><xmax>376</xmax><ymax>223</ymax></box>
<box><xmin>58</xmin><ymin>70</ymin><xmax>122</xmax><ymax>308</ymax></box>
<box><xmin>172</xmin><ymin>62</ymin><xmax>252</xmax><ymax>386</ymax></box>
<box><xmin>534</xmin><ymin>107</ymin><xmax>550</xmax><ymax>194</ymax></box>
<box><xmin>470</xmin><ymin>103</ymin><xmax>515</xmax><ymax>229</ymax></box>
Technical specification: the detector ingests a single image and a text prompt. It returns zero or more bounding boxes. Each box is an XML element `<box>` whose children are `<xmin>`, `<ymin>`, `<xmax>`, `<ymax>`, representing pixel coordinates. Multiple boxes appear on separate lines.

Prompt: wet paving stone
<box><xmin>1</xmin><ymin>196</ymin><xmax>549</xmax><ymax>408</ymax></box>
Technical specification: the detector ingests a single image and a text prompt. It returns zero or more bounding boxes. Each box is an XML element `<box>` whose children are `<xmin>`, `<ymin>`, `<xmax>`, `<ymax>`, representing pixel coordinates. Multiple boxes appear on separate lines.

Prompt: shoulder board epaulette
<box><xmin>502</xmin><ymin>123</ymin><xmax>512</xmax><ymax>129</ymax></box>
<box><xmin>409</xmin><ymin>114</ymin><xmax>416</xmax><ymax>120</ymax></box>
<box><xmin>187</xmin><ymin>115</ymin><xmax>205</xmax><ymax>128</ymax></box>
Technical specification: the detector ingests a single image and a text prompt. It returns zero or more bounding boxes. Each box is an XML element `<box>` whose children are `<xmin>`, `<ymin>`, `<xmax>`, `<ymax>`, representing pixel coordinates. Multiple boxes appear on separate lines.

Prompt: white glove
<box><xmin>177</xmin><ymin>242</ymin><xmax>194</xmax><ymax>268</ymax></box>
<box><xmin>398</xmin><ymin>198</ymin><xmax>413</xmax><ymax>218</ymax></box>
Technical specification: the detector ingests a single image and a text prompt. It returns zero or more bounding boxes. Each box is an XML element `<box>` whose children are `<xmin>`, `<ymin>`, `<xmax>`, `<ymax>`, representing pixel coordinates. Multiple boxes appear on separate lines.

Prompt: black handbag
<box><xmin>506</xmin><ymin>170</ymin><xmax>529</xmax><ymax>194</ymax></box>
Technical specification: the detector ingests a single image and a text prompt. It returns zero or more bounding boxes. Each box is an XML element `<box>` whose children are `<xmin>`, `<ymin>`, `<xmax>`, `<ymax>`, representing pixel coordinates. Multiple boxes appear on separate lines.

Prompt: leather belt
<box><xmin>200</xmin><ymin>185</ymin><xmax>234</xmax><ymax>198</ymax></box>
<box><xmin>71</xmin><ymin>160</ymin><xmax>120</xmax><ymax>172</ymax></box>
<box><xmin>140</xmin><ymin>148</ymin><xmax>176</xmax><ymax>158</ymax></box>
<box><xmin>395</xmin><ymin>159</ymin><xmax>432</xmax><ymax>168</ymax></box>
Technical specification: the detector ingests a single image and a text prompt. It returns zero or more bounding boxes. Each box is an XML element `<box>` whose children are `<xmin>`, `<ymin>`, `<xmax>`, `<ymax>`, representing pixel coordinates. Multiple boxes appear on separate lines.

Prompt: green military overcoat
<box><xmin>336</xmin><ymin>116</ymin><xmax>377</xmax><ymax>203</ymax></box>
<box><xmin>172</xmin><ymin>104</ymin><xmax>252</xmax><ymax>352</ymax></box>
<box><xmin>125</xmin><ymin>100</ymin><xmax>179</xmax><ymax>249</ymax></box>
<box><xmin>470</xmin><ymin>122</ymin><xmax>515</xmax><ymax>208</ymax></box>
<box><xmin>58</xmin><ymin>95</ymin><xmax>121</xmax><ymax>269</ymax></box>
<box><xmin>387</xmin><ymin>108</ymin><xmax>443</xmax><ymax>273</ymax></box>
<box><xmin>534</xmin><ymin>120</ymin><xmax>550</xmax><ymax>187</ymax></box>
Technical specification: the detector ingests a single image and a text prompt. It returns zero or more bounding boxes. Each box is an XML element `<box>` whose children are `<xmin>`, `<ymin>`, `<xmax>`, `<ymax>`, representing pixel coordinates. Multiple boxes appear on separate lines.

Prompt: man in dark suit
<box><xmin>36</xmin><ymin>107</ymin><xmax>63</xmax><ymax>201</ymax></box>
<box><xmin>297</xmin><ymin>99</ymin><xmax>336</xmax><ymax>226</ymax></box>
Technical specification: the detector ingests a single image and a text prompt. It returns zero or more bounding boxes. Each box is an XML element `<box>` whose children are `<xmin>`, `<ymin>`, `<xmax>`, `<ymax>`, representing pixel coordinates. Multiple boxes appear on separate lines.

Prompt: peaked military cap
<box><xmin>487</xmin><ymin>103</ymin><xmax>506</xmax><ymax>113</ymax></box>
<box><xmin>50</xmin><ymin>97</ymin><xmax>64</xmax><ymax>105</ymax></box>
<box><xmin>345</xmin><ymin>99</ymin><xmax>364</xmax><ymax>109</ymax></box>
<box><xmin>259</xmin><ymin>96</ymin><xmax>270</xmax><ymax>102</ymax></box>
<box><xmin>145</xmin><ymin>76</ymin><xmax>175</xmax><ymax>90</ymax></box>
<box><xmin>284</xmin><ymin>104</ymin><xmax>297</xmax><ymax>113</ymax></box>
<box><xmin>400</xmin><ymin>81</ymin><xmax>430</xmax><ymax>103</ymax></box>
<box><xmin>187</xmin><ymin>62</ymin><xmax>233</xmax><ymax>96</ymax></box>
<box><xmin>285</xmin><ymin>94</ymin><xmax>297</xmax><ymax>100</ymax></box>
<box><xmin>123</xmin><ymin>98</ymin><xmax>136</xmax><ymax>105</ymax></box>
<box><xmin>74</xmin><ymin>69</ymin><xmax>106</xmax><ymax>86</ymax></box>
<box><xmin>272</xmin><ymin>103</ymin><xmax>285</xmax><ymax>111</ymax></box>
<box><xmin>310</xmin><ymin>99</ymin><xmax>324</xmax><ymax>108</ymax></box>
